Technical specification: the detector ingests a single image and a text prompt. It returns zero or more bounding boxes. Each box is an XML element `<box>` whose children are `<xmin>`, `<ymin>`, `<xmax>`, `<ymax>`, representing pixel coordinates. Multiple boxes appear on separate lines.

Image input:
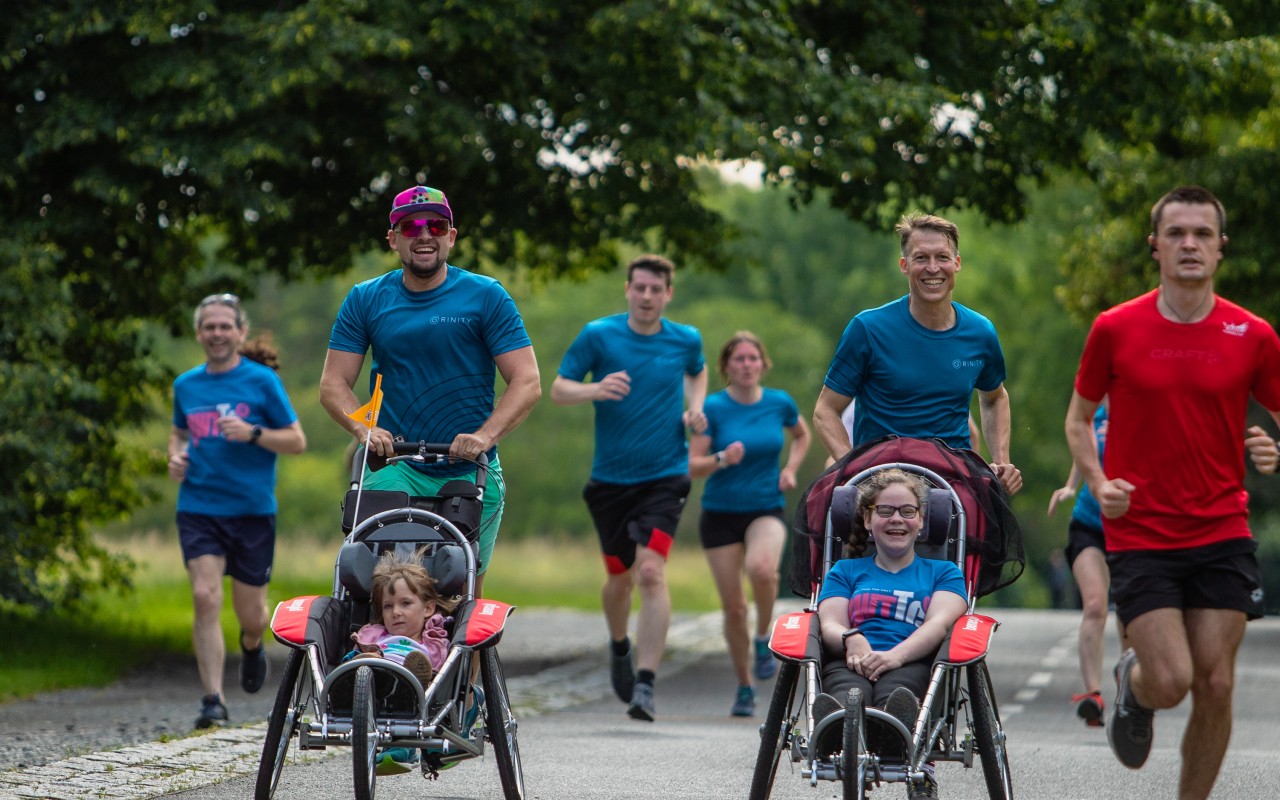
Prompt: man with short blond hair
<box><xmin>814</xmin><ymin>211</ymin><xmax>1021</xmax><ymax>495</ymax></box>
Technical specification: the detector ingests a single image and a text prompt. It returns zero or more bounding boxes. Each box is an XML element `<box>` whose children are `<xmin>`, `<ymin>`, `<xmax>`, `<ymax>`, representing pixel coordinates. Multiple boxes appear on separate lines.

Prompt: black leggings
<box><xmin>821</xmin><ymin>659</ymin><xmax>932</xmax><ymax>708</ymax></box>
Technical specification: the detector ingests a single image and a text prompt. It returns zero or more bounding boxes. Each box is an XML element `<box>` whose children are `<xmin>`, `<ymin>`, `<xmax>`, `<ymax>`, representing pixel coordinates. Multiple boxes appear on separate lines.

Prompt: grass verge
<box><xmin>0</xmin><ymin>533</ymin><xmax>726</xmax><ymax>702</ymax></box>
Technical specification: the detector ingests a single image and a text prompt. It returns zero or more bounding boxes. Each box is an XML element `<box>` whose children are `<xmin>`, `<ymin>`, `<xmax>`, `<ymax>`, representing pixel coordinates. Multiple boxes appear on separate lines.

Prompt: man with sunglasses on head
<box><xmin>1066</xmin><ymin>185</ymin><xmax>1280</xmax><ymax>799</ymax></box>
<box><xmin>169</xmin><ymin>294</ymin><xmax>307</xmax><ymax>730</ymax></box>
<box><xmin>320</xmin><ymin>186</ymin><xmax>541</xmax><ymax>602</ymax></box>
<box><xmin>813</xmin><ymin>212</ymin><xmax>1022</xmax><ymax>496</ymax></box>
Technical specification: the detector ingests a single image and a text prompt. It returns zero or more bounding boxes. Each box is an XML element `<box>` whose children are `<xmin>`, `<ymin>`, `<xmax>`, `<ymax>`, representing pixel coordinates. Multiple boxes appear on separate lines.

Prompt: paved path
<box><xmin>0</xmin><ymin>607</ymin><xmax>735</xmax><ymax>799</ymax></box>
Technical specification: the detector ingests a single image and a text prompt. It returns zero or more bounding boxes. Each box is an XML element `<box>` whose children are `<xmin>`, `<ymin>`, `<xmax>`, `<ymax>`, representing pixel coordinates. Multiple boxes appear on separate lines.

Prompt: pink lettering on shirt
<box><xmin>849</xmin><ymin>591</ymin><xmax>932</xmax><ymax>628</ymax></box>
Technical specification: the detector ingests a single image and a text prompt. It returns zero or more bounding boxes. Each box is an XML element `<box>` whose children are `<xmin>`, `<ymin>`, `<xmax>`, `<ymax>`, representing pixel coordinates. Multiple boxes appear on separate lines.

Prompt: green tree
<box><xmin>1035</xmin><ymin>2</ymin><xmax>1280</xmax><ymax>317</ymax></box>
<box><xmin>8</xmin><ymin>1</ymin><xmax>1280</xmax><ymax>605</ymax></box>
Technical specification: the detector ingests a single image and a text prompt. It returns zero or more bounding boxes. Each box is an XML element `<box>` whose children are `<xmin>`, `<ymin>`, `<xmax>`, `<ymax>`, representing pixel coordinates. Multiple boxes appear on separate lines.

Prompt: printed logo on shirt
<box><xmin>186</xmin><ymin>403</ymin><xmax>251</xmax><ymax>446</ymax></box>
<box><xmin>850</xmin><ymin>589</ymin><xmax>932</xmax><ymax>629</ymax></box>
<box><xmin>951</xmin><ymin>359</ymin><xmax>985</xmax><ymax>369</ymax></box>
<box><xmin>1222</xmin><ymin>321</ymin><xmax>1249</xmax><ymax>337</ymax></box>
<box><xmin>429</xmin><ymin>315</ymin><xmax>475</xmax><ymax>326</ymax></box>
<box><xmin>652</xmin><ymin>355</ymin><xmax>689</xmax><ymax>370</ymax></box>
<box><xmin>1148</xmin><ymin>348</ymin><xmax>1222</xmax><ymax>364</ymax></box>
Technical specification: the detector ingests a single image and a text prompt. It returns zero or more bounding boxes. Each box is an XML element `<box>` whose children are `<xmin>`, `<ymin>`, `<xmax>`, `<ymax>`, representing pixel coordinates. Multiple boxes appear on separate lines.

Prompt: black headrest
<box><xmin>436</xmin><ymin>480</ymin><xmax>480</xmax><ymax>499</ymax></box>
<box><xmin>830</xmin><ymin>484</ymin><xmax>858</xmax><ymax>544</ymax></box>
<box><xmin>337</xmin><ymin>541</ymin><xmax>378</xmax><ymax>601</ymax></box>
<box><xmin>923</xmin><ymin>487</ymin><xmax>955</xmax><ymax>546</ymax></box>
<box><xmin>341</xmin><ymin>489</ymin><xmax>411</xmax><ymax>533</ymax></box>
<box><xmin>336</xmin><ymin>541</ymin><xmax>468</xmax><ymax>603</ymax></box>
<box><xmin>830</xmin><ymin>483</ymin><xmax>955</xmax><ymax>560</ymax></box>
<box><xmin>427</xmin><ymin>544</ymin><xmax>467</xmax><ymax>598</ymax></box>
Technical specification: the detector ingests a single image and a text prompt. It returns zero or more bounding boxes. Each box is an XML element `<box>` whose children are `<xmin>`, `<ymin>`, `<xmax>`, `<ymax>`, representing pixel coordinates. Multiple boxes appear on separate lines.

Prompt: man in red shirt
<box><xmin>1066</xmin><ymin>185</ymin><xmax>1280</xmax><ymax>799</ymax></box>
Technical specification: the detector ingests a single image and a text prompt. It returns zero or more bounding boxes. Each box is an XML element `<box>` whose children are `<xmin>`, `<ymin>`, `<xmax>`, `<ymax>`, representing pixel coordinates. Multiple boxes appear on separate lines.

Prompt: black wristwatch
<box><xmin>249</xmin><ymin>424</ymin><xmax>263</xmax><ymax>444</ymax></box>
<box><xmin>840</xmin><ymin>627</ymin><xmax>863</xmax><ymax>647</ymax></box>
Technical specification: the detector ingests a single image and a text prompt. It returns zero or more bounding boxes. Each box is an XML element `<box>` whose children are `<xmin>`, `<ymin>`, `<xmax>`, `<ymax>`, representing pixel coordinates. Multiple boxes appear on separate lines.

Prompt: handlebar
<box><xmin>382</xmin><ymin>441</ymin><xmax>489</xmax><ymax>491</ymax></box>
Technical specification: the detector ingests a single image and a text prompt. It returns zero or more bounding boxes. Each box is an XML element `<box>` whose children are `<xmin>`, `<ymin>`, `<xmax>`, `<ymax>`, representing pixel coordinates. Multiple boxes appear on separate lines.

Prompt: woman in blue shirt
<box><xmin>1047</xmin><ymin>403</ymin><xmax>1116</xmax><ymax>727</ymax></box>
<box><xmin>690</xmin><ymin>332</ymin><xmax>810</xmax><ymax>717</ymax></box>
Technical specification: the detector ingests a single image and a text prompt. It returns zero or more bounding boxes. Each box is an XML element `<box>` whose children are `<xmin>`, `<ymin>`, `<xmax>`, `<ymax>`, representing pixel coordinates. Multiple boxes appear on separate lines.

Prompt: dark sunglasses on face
<box><xmin>872</xmin><ymin>504</ymin><xmax>920</xmax><ymax>519</ymax></box>
<box><xmin>396</xmin><ymin>218</ymin><xmax>451</xmax><ymax>238</ymax></box>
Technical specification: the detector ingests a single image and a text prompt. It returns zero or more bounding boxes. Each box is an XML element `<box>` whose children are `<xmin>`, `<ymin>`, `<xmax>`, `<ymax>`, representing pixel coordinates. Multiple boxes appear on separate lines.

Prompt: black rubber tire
<box><xmin>254</xmin><ymin>648</ymin><xmax>307</xmax><ymax>800</ymax></box>
<box><xmin>748</xmin><ymin>660</ymin><xmax>800</xmax><ymax>800</ymax></box>
<box><xmin>481</xmin><ymin>648</ymin><xmax>525</xmax><ymax>800</ymax></box>
<box><xmin>351</xmin><ymin>665</ymin><xmax>378</xmax><ymax>800</ymax></box>
<box><xmin>841</xmin><ymin>688</ymin><xmax>866</xmax><ymax>800</ymax></box>
<box><xmin>969</xmin><ymin>661</ymin><xmax>1013</xmax><ymax>800</ymax></box>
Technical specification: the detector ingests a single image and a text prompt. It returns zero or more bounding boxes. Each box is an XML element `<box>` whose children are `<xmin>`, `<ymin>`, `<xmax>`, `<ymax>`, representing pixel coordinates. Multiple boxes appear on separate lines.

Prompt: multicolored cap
<box><xmin>388</xmin><ymin>185</ymin><xmax>453</xmax><ymax>228</ymax></box>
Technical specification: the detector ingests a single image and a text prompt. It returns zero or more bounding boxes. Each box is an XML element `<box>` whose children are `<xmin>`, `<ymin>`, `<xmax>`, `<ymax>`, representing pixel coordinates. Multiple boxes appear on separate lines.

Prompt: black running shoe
<box><xmin>195</xmin><ymin>694</ymin><xmax>228</xmax><ymax>729</ymax></box>
<box><xmin>810</xmin><ymin>692</ymin><xmax>844</xmax><ymax>756</ymax></box>
<box><xmin>1108</xmin><ymin>648</ymin><xmax>1154</xmax><ymax>769</ymax></box>
<box><xmin>610</xmin><ymin>640</ymin><xmax>636</xmax><ymax>703</ymax></box>
<box><xmin>627</xmin><ymin>682</ymin><xmax>655</xmax><ymax>722</ymax></box>
<box><xmin>882</xmin><ymin>686</ymin><xmax>920</xmax><ymax>733</ymax></box>
<box><xmin>1073</xmin><ymin>690</ymin><xmax>1105</xmax><ymax>727</ymax></box>
<box><xmin>240</xmin><ymin>633</ymin><xmax>269</xmax><ymax>694</ymax></box>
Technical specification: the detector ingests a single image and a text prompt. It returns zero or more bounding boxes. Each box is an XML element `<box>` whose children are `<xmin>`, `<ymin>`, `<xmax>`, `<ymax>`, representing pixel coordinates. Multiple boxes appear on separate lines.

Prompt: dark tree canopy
<box><xmin>4</xmin><ymin>0</ymin><xmax>1280</xmax><ymax>605</ymax></box>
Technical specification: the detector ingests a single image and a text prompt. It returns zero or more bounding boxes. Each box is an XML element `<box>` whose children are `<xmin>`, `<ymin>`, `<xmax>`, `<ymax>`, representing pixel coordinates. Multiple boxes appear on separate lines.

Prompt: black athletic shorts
<box><xmin>177</xmin><ymin>511</ymin><xmax>276</xmax><ymax>586</ymax></box>
<box><xmin>1107</xmin><ymin>538</ymin><xmax>1264</xmax><ymax>625</ymax></box>
<box><xmin>699</xmin><ymin>508</ymin><xmax>785</xmax><ymax>550</ymax></box>
<box><xmin>1064</xmin><ymin>518</ymin><xmax>1106</xmax><ymax>570</ymax></box>
<box><xmin>583</xmin><ymin>475</ymin><xmax>691</xmax><ymax>574</ymax></box>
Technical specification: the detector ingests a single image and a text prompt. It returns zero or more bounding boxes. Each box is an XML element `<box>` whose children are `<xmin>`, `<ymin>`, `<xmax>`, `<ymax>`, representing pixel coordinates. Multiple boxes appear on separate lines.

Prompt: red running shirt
<box><xmin>1074</xmin><ymin>290</ymin><xmax>1280</xmax><ymax>551</ymax></box>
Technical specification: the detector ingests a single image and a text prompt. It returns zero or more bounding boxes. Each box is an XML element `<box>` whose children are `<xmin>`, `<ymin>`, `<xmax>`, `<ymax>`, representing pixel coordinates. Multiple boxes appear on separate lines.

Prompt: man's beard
<box><xmin>403</xmin><ymin>256</ymin><xmax>444</xmax><ymax>281</ymax></box>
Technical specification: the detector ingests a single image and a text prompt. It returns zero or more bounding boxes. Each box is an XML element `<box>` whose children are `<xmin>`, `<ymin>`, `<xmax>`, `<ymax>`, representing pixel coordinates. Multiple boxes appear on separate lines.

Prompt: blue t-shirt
<box><xmin>557</xmin><ymin>314</ymin><xmax>705</xmax><ymax>484</ymax></box>
<box><xmin>328</xmin><ymin>267</ymin><xmax>531</xmax><ymax>474</ymax></box>
<box><xmin>173</xmin><ymin>358</ymin><xmax>298</xmax><ymax>516</ymax></box>
<box><xmin>817</xmin><ymin>556</ymin><xmax>967</xmax><ymax>652</ymax></box>
<box><xmin>823</xmin><ymin>296</ymin><xmax>1006</xmax><ymax>449</ymax></box>
<box><xmin>701</xmin><ymin>388</ymin><xmax>799</xmax><ymax>513</ymax></box>
<box><xmin>1071</xmin><ymin>407</ymin><xmax>1107</xmax><ymax>530</ymax></box>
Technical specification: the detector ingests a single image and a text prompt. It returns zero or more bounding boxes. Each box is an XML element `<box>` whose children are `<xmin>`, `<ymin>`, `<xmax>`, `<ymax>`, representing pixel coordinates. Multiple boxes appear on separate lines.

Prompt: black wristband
<box><xmin>249</xmin><ymin>424</ymin><xmax>263</xmax><ymax>444</ymax></box>
<box><xmin>840</xmin><ymin>627</ymin><xmax>863</xmax><ymax>646</ymax></box>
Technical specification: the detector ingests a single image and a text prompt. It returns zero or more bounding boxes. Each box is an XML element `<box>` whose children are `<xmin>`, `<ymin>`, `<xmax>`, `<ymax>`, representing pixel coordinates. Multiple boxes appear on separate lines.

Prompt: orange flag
<box><xmin>347</xmin><ymin>373</ymin><xmax>384</xmax><ymax>430</ymax></box>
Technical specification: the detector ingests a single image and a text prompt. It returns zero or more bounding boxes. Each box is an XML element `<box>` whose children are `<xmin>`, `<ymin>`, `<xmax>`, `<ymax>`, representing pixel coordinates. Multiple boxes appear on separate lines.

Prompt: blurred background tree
<box><xmin>5</xmin><ymin>0</ymin><xmax>1280</xmax><ymax>607</ymax></box>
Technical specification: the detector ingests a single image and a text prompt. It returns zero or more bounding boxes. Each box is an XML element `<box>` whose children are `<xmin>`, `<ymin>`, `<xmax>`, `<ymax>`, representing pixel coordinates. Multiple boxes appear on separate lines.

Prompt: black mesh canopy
<box><xmin>790</xmin><ymin>436</ymin><xmax>1024</xmax><ymax>600</ymax></box>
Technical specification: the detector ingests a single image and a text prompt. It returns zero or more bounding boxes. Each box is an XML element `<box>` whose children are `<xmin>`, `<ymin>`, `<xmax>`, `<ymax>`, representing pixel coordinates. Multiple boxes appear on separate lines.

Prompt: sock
<box><xmin>611</xmin><ymin>637</ymin><xmax>631</xmax><ymax>657</ymax></box>
<box><xmin>636</xmin><ymin>669</ymin><xmax>655</xmax><ymax>688</ymax></box>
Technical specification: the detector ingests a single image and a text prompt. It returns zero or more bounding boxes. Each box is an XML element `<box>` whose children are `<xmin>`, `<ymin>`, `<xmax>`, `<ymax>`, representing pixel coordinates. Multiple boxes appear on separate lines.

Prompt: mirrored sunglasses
<box><xmin>396</xmin><ymin>218</ymin><xmax>451</xmax><ymax>238</ymax></box>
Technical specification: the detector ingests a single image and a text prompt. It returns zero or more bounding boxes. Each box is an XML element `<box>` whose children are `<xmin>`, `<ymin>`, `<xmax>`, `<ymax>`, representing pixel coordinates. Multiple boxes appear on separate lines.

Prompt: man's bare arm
<box><xmin>813</xmin><ymin>386</ymin><xmax>853</xmax><ymax>461</ymax></box>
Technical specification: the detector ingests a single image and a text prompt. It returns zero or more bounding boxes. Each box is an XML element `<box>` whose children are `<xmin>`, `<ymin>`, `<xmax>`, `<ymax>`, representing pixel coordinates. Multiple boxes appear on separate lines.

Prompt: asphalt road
<box><xmin>4</xmin><ymin>608</ymin><xmax>1280</xmax><ymax>799</ymax></box>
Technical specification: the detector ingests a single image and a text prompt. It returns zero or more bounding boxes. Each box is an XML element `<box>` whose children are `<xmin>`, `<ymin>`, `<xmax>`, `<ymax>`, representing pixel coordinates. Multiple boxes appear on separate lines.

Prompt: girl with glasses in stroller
<box><xmin>814</xmin><ymin>468</ymin><xmax>968</xmax><ymax>799</ymax></box>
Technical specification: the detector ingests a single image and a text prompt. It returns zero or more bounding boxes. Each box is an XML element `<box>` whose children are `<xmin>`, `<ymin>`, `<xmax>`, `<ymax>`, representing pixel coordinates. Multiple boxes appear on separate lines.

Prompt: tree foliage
<box><xmin>5</xmin><ymin>0</ymin><xmax>1280</xmax><ymax>604</ymax></box>
<box><xmin>1040</xmin><ymin>2</ymin><xmax>1280</xmax><ymax>316</ymax></box>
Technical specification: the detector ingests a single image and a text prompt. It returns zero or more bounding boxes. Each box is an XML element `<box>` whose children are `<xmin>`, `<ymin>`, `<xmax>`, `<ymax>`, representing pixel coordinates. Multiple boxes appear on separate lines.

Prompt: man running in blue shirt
<box><xmin>551</xmin><ymin>255</ymin><xmax>708</xmax><ymax>721</ymax></box>
<box><xmin>813</xmin><ymin>212</ymin><xmax>1022</xmax><ymax>495</ymax></box>
<box><xmin>320</xmin><ymin>185</ymin><xmax>542</xmax><ymax>593</ymax></box>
